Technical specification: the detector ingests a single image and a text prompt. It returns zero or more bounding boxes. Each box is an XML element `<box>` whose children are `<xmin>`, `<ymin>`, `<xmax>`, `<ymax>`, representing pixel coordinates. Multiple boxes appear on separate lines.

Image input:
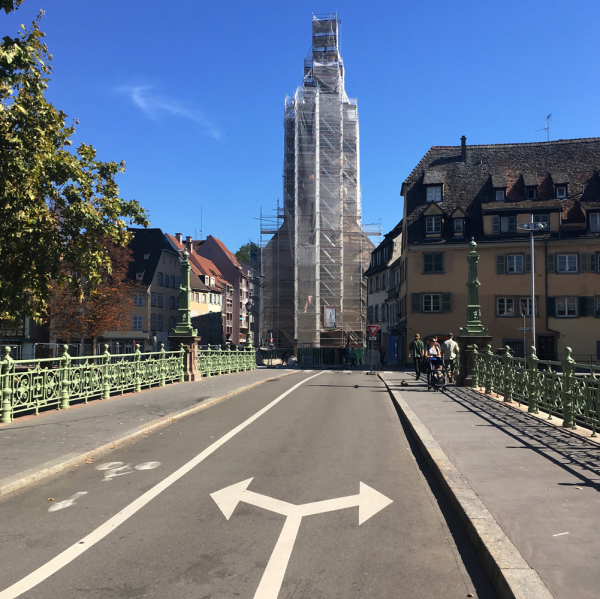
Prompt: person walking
<box><xmin>379</xmin><ymin>347</ymin><xmax>386</xmax><ymax>370</ymax></box>
<box><xmin>441</xmin><ymin>333</ymin><xmax>460</xmax><ymax>382</ymax></box>
<box><xmin>408</xmin><ymin>334</ymin><xmax>424</xmax><ymax>380</ymax></box>
<box><xmin>350</xmin><ymin>347</ymin><xmax>357</xmax><ymax>370</ymax></box>
<box><xmin>343</xmin><ymin>346</ymin><xmax>350</xmax><ymax>369</ymax></box>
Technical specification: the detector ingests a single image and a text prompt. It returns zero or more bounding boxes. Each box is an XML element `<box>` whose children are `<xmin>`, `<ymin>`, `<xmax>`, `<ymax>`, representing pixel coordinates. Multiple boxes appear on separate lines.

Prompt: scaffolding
<box><xmin>260</xmin><ymin>13</ymin><xmax>373</xmax><ymax>351</ymax></box>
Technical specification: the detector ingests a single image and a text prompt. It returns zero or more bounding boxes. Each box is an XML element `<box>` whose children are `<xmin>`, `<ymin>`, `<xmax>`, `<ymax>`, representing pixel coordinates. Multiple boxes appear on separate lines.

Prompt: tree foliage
<box><xmin>47</xmin><ymin>240</ymin><xmax>135</xmax><ymax>352</ymax></box>
<box><xmin>0</xmin><ymin>11</ymin><xmax>148</xmax><ymax>322</ymax></box>
<box><xmin>0</xmin><ymin>0</ymin><xmax>23</xmax><ymax>15</ymax></box>
<box><xmin>235</xmin><ymin>241</ymin><xmax>260</xmax><ymax>266</ymax></box>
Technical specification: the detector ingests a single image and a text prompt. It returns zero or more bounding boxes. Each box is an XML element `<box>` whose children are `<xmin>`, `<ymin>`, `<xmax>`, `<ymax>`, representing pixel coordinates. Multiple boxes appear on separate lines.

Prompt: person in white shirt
<box><xmin>441</xmin><ymin>333</ymin><xmax>460</xmax><ymax>383</ymax></box>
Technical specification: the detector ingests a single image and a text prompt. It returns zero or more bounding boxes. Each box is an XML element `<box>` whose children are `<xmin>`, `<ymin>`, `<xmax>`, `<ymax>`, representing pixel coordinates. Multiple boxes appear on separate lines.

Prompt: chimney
<box><xmin>185</xmin><ymin>236</ymin><xmax>193</xmax><ymax>253</ymax></box>
<box><xmin>460</xmin><ymin>136</ymin><xmax>467</xmax><ymax>162</ymax></box>
<box><xmin>175</xmin><ymin>233</ymin><xmax>182</xmax><ymax>244</ymax></box>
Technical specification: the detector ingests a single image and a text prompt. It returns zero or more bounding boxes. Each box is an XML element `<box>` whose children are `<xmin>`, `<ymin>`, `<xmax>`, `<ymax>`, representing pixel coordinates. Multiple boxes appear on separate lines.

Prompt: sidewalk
<box><xmin>0</xmin><ymin>368</ymin><xmax>298</xmax><ymax>497</ymax></box>
<box><xmin>381</xmin><ymin>372</ymin><xmax>600</xmax><ymax>599</ymax></box>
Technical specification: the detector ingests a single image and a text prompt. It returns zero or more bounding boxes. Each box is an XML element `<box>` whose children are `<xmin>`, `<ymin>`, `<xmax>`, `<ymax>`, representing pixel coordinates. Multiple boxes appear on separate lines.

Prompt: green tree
<box><xmin>235</xmin><ymin>241</ymin><xmax>260</xmax><ymax>266</ymax></box>
<box><xmin>0</xmin><ymin>10</ymin><xmax>148</xmax><ymax>322</ymax></box>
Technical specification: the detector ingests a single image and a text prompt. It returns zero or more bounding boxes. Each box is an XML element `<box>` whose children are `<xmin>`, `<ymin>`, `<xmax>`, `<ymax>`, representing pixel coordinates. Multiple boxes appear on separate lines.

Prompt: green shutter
<box><xmin>411</xmin><ymin>293</ymin><xmax>421</xmax><ymax>313</ymax></box>
<box><xmin>492</xmin><ymin>216</ymin><xmax>500</xmax><ymax>233</ymax></box>
<box><xmin>525</xmin><ymin>253</ymin><xmax>531</xmax><ymax>273</ymax></box>
<box><xmin>442</xmin><ymin>293</ymin><xmax>452</xmax><ymax>313</ymax></box>
<box><xmin>546</xmin><ymin>296</ymin><xmax>555</xmax><ymax>317</ymax></box>
<box><xmin>496</xmin><ymin>254</ymin><xmax>505</xmax><ymax>274</ymax></box>
<box><xmin>546</xmin><ymin>253</ymin><xmax>555</xmax><ymax>273</ymax></box>
<box><xmin>580</xmin><ymin>253</ymin><xmax>589</xmax><ymax>273</ymax></box>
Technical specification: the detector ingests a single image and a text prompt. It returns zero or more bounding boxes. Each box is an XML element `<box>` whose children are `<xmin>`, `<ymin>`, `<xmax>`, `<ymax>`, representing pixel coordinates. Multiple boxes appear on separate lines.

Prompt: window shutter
<box><xmin>591</xmin><ymin>253</ymin><xmax>597</xmax><ymax>273</ymax></box>
<box><xmin>492</xmin><ymin>216</ymin><xmax>500</xmax><ymax>233</ymax></box>
<box><xmin>442</xmin><ymin>293</ymin><xmax>452</xmax><ymax>313</ymax></box>
<box><xmin>580</xmin><ymin>253</ymin><xmax>589</xmax><ymax>273</ymax></box>
<box><xmin>525</xmin><ymin>253</ymin><xmax>531</xmax><ymax>273</ymax></box>
<box><xmin>496</xmin><ymin>254</ymin><xmax>505</xmax><ymax>274</ymax></box>
<box><xmin>546</xmin><ymin>296</ymin><xmax>555</xmax><ymax>317</ymax></box>
<box><xmin>509</xmin><ymin>216</ymin><xmax>516</xmax><ymax>232</ymax></box>
<box><xmin>546</xmin><ymin>253</ymin><xmax>555</xmax><ymax>273</ymax></box>
<box><xmin>579</xmin><ymin>296</ymin><xmax>588</xmax><ymax>317</ymax></box>
<box><xmin>411</xmin><ymin>293</ymin><xmax>421</xmax><ymax>313</ymax></box>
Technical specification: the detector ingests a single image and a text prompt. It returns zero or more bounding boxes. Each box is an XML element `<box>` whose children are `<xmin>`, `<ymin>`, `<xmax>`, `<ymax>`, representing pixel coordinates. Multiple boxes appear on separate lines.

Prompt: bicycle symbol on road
<box><xmin>95</xmin><ymin>461</ymin><xmax>161</xmax><ymax>482</ymax></box>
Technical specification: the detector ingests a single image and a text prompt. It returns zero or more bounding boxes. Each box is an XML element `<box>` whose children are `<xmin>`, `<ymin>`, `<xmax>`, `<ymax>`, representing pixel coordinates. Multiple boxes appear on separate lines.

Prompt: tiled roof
<box><xmin>423</xmin><ymin>170</ymin><xmax>444</xmax><ymax>185</ymax></box>
<box><xmin>402</xmin><ymin>137</ymin><xmax>600</xmax><ymax>245</ymax></box>
<box><xmin>522</xmin><ymin>172</ymin><xmax>539</xmax><ymax>187</ymax></box>
<box><xmin>491</xmin><ymin>173</ymin><xmax>507</xmax><ymax>188</ymax></box>
<box><xmin>127</xmin><ymin>228</ymin><xmax>178</xmax><ymax>287</ymax></box>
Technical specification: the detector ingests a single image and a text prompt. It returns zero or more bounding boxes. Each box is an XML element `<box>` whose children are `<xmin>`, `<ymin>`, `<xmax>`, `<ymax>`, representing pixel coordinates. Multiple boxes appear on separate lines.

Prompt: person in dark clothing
<box><xmin>379</xmin><ymin>348</ymin><xmax>385</xmax><ymax>370</ymax></box>
<box><xmin>408</xmin><ymin>334</ymin><xmax>424</xmax><ymax>379</ymax></box>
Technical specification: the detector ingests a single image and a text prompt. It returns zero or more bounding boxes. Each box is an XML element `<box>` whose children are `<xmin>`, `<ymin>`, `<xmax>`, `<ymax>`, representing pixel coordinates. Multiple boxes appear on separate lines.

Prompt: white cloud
<box><xmin>120</xmin><ymin>85</ymin><xmax>223</xmax><ymax>141</ymax></box>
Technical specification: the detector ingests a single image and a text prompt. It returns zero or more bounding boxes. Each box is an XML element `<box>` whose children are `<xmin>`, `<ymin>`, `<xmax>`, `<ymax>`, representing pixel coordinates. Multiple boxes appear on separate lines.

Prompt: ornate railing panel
<box><xmin>197</xmin><ymin>345</ymin><xmax>256</xmax><ymax>378</ymax></box>
<box><xmin>473</xmin><ymin>345</ymin><xmax>600</xmax><ymax>433</ymax></box>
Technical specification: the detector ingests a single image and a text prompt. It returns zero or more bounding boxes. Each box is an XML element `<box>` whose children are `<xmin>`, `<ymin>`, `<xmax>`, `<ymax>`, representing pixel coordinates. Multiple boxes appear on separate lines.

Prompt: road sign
<box><xmin>211</xmin><ymin>478</ymin><xmax>392</xmax><ymax>599</ymax></box>
<box><xmin>367</xmin><ymin>325</ymin><xmax>380</xmax><ymax>338</ymax></box>
<box><xmin>517</xmin><ymin>327</ymin><xmax>532</xmax><ymax>331</ymax></box>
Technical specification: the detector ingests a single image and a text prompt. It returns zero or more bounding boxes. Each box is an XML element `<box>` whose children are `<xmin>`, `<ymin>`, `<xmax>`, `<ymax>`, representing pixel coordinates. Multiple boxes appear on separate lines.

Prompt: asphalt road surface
<box><xmin>0</xmin><ymin>370</ymin><xmax>497</xmax><ymax>598</ymax></box>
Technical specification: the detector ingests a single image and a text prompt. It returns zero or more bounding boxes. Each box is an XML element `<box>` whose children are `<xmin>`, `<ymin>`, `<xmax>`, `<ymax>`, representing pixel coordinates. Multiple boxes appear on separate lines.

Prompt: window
<box><xmin>383</xmin><ymin>272</ymin><xmax>388</xmax><ymax>289</ymax></box>
<box><xmin>423</xmin><ymin>252</ymin><xmax>444</xmax><ymax>274</ymax></box>
<box><xmin>556</xmin><ymin>297</ymin><xmax>577</xmax><ymax>317</ymax></box>
<box><xmin>376</xmin><ymin>276</ymin><xmax>381</xmax><ymax>292</ymax></box>
<box><xmin>519</xmin><ymin>298</ymin><xmax>538</xmax><ymax>317</ymax></box>
<box><xmin>556</xmin><ymin>186</ymin><xmax>567</xmax><ymax>199</ymax></box>
<box><xmin>158</xmin><ymin>294</ymin><xmax>163</xmax><ymax>308</ymax></box>
<box><xmin>157</xmin><ymin>314</ymin><xmax>163</xmax><ymax>331</ymax></box>
<box><xmin>132</xmin><ymin>315</ymin><xmax>143</xmax><ymax>330</ymax></box>
<box><xmin>423</xmin><ymin>294</ymin><xmax>441</xmax><ymax>313</ymax></box>
<box><xmin>376</xmin><ymin>304</ymin><xmax>382</xmax><ymax>321</ymax></box>
<box><xmin>492</xmin><ymin>216</ymin><xmax>516</xmax><ymax>233</ymax></box>
<box><xmin>169</xmin><ymin>275</ymin><xmax>175</xmax><ymax>288</ymax></box>
<box><xmin>526</xmin><ymin>187</ymin><xmax>537</xmax><ymax>200</ymax></box>
<box><xmin>426</xmin><ymin>186</ymin><xmax>442</xmax><ymax>203</ymax></box>
<box><xmin>590</xmin><ymin>213</ymin><xmax>600</xmax><ymax>232</ymax></box>
<box><xmin>151</xmin><ymin>292</ymin><xmax>157</xmax><ymax>307</ymax></box>
<box><xmin>534</xmin><ymin>214</ymin><xmax>550</xmax><ymax>228</ymax></box>
<box><xmin>507</xmin><ymin>255</ymin><xmax>524</xmax><ymax>273</ymax></box>
<box><xmin>133</xmin><ymin>294</ymin><xmax>144</xmax><ymax>306</ymax></box>
<box><xmin>175</xmin><ymin>276</ymin><xmax>181</xmax><ymax>289</ymax></box>
<box><xmin>453</xmin><ymin>218</ymin><xmax>464</xmax><ymax>234</ymax></box>
<box><xmin>383</xmin><ymin>304</ymin><xmax>388</xmax><ymax>321</ymax></box>
<box><xmin>168</xmin><ymin>296</ymin><xmax>174</xmax><ymax>309</ymax></box>
<box><xmin>496</xmin><ymin>298</ymin><xmax>514</xmax><ymax>316</ymax></box>
<box><xmin>157</xmin><ymin>272</ymin><xmax>163</xmax><ymax>286</ymax></box>
<box><xmin>426</xmin><ymin>216</ymin><xmax>442</xmax><ymax>234</ymax></box>
<box><xmin>151</xmin><ymin>314</ymin><xmax>157</xmax><ymax>331</ymax></box>
<box><xmin>175</xmin><ymin>297</ymin><xmax>180</xmax><ymax>309</ymax></box>
<box><xmin>495</xmin><ymin>190</ymin><xmax>505</xmax><ymax>202</ymax></box>
<box><xmin>557</xmin><ymin>254</ymin><xmax>577</xmax><ymax>273</ymax></box>
<box><xmin>597</xmin><ymin>297</ymin><xmax>600</xmax><ymax>317</ymax></box>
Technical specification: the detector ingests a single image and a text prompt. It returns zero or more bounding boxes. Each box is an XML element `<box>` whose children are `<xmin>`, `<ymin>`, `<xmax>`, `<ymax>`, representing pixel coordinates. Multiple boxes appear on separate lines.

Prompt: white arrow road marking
<box><xmin>210</xmin><ymin>479</ymin><xmax>393</xmax><ymax>599</ymax></box>
<box><xmin>48</xmin><ymin>492</ymin><xmax>88</xmax><ymax>513</ymax></box>
<box><xmin>0</xmin><ymin>371</ymin><xmax>323</xmax><ymax>599</ymax></box>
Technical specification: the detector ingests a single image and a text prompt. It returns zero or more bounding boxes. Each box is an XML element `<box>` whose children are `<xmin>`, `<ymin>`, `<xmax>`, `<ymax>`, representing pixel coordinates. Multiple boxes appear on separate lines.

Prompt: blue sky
<box><xmin>5</xmin><ymin>0</ymin><xmax>600</xmax><ymax>253</ymax></box>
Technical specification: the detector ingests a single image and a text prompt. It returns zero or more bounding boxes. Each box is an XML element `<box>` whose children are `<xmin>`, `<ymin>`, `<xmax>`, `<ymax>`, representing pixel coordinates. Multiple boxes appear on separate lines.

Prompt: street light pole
<box><xmin>517</xmin><ymin>217</ymin><xmax>547</xmax><ymax>351</ymax></box>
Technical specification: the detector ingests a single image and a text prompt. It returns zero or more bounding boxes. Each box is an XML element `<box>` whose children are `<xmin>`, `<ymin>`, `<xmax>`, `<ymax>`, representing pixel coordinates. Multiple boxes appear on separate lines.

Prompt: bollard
<box><xmin>527</xmin><ymin>345</ymin><xmax>539</xmax><ymax>414</ymax></box>
<box><xmin>134</xmin><ymin>348</ymin><xmax>142</xmax><ymax>393</ymax></box>
<box><xmin>59</xmin><ymin>345</ymin><xmax>71</xmax><ymax>410</ymax></box>
<box><xmin>102</xmin><ymin>344</ymin><xmax>111</xmax><ymax>400</ymax></box>
<box><xmin>562</xmin><ymin>347</ymin><xmax>576</xmax><ymax>429</ymax></box>
<box><xmin>1</xmin><ymin>346</ymin><xmax>14</xmax><ymax>423</ymax></box>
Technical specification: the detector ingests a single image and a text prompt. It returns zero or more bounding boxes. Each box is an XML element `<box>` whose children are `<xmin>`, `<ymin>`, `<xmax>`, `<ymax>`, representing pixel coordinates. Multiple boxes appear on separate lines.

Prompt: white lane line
<box><xmin>0</xmin><ymin>371</ymin><xmax>324</xmax><ymax>599</ymax></box>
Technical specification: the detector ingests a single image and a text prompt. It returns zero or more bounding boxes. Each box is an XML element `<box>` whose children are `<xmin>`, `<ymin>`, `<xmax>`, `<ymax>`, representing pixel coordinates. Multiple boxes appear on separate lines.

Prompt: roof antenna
<box><xmin>536</xmin><ymin>114</ymin><xmax>552</xmax><ymax>142</ymax></box>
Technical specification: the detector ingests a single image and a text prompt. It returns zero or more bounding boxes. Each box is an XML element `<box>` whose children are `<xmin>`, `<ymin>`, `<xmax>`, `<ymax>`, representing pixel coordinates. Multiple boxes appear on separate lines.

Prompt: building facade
<box><xmin>398</xmin><ymin>137</ymin><xmax>600</xmax><ymax>364</ymax></box>
<box><xmin>260</xmin><ymin>13</ymin><xmax>372</xmax><ymax>356</ymax></box>
<box><xmin>364</xmin><ymin>221</ymin><xmax>402</xmax><ymax>364</ymax></box>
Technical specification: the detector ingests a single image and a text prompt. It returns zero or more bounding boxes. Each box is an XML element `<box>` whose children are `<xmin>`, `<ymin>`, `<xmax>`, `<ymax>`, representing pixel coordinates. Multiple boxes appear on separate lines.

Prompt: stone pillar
<box><xmin>457</xmin><ymin>238</ymin><xmax>492</xmax><ymax>387</ymax></box>
<box><xmin>169</xmin><ymin>249</ymin><xmax>201</xmax><ymax>381</ymax></box>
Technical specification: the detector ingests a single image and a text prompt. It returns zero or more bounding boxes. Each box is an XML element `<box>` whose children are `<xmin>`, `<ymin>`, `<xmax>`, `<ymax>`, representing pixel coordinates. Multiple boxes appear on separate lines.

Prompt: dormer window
<box><xmin>526</xmin><ymin>187</ymin><xmax>537</xmax><ymax>200</ymax></box>
<box><xmin>556</xmin><ymin>186</ymin><xmax>567</xmax><ymax>199</ymax></box>
<box><xmin>590</xmin><ymin>213</ymin><xmax>600</xmax><ymax>232</ymax></box>
<box><xmin>495</xmin><ymin>190</ymin><xmax>505</xmax><ymax>202</ymax></box>
<box><xmin>426</xmin><ymin>216</ymin><xmax>442</xmax><ymax>234</ymax></box>
<box><xmin>453</xmin><ymin>218</ymin><xmax>464</xmax><ymax>234</ymax></box>
<box><xmin>426</xmin><ymin>186</ymin><xmax>442</xmax><ymax>203</ymax></box>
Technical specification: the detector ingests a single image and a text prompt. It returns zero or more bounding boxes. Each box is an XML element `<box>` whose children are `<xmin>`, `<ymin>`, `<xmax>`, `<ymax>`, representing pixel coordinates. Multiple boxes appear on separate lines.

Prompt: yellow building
<box><xmin>398</xmin><ymin>137</ymin><xmax>600</xmax><ymax>363</ymax></box>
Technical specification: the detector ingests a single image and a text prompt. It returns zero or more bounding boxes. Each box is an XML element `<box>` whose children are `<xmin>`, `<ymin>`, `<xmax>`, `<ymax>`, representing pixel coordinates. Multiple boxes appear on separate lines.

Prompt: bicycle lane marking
<box><xmin>0</xmin><ymin>371</ymin><xmax>324</xmax><ymax>599</ymax></box>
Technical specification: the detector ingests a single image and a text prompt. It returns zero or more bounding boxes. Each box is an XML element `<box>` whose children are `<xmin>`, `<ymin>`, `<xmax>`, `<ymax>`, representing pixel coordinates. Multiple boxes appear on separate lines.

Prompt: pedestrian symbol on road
<box><xmin>211</xmin><ymin>478</ymin><xmax>392</xmax><ymax>599</ymax></box>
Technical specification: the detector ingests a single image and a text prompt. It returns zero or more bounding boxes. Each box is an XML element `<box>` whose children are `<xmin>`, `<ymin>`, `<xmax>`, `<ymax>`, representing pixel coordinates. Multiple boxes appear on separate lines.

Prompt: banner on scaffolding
<box><xmin>323</xmin><ymin>306</ymin><xmax>336</xmax><ymax>329</ymax></box>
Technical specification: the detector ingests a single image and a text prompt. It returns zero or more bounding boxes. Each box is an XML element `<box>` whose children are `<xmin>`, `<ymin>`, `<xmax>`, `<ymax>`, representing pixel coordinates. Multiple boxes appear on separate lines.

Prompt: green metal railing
<box><xmin>472</xmin><ymin>345</ymin><xmax>600</xmax><ymax>434</ymax></box>
<box><xmin>197</xmin><ymin>345</ymin><xmax>257</xmax><ymax>377</ymax></box>
<box><xmin>0</xmin><ymin>344</ymin><xmax>184</xmax><ymax>423</ymax></box>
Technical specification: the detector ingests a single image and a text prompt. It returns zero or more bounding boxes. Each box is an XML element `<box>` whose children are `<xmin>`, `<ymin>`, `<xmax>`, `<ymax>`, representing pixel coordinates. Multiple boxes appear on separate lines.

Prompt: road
<box><xmin>0</xmin><ymin>370</ymin><xmax>497</xmax><ymax>598</ymax></box>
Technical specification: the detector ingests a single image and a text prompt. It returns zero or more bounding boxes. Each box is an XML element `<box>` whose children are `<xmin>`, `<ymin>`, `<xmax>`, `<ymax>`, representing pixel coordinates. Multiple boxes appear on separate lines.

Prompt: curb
<box><xmin>380</xmin><ymin>374</ymin><xmax>554</xmax><ymax>599</ymax></box>
<box><xmin>0</xmin><ymin>370</ymin><xmax>298</xmax><ymax>499</ymax></box>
